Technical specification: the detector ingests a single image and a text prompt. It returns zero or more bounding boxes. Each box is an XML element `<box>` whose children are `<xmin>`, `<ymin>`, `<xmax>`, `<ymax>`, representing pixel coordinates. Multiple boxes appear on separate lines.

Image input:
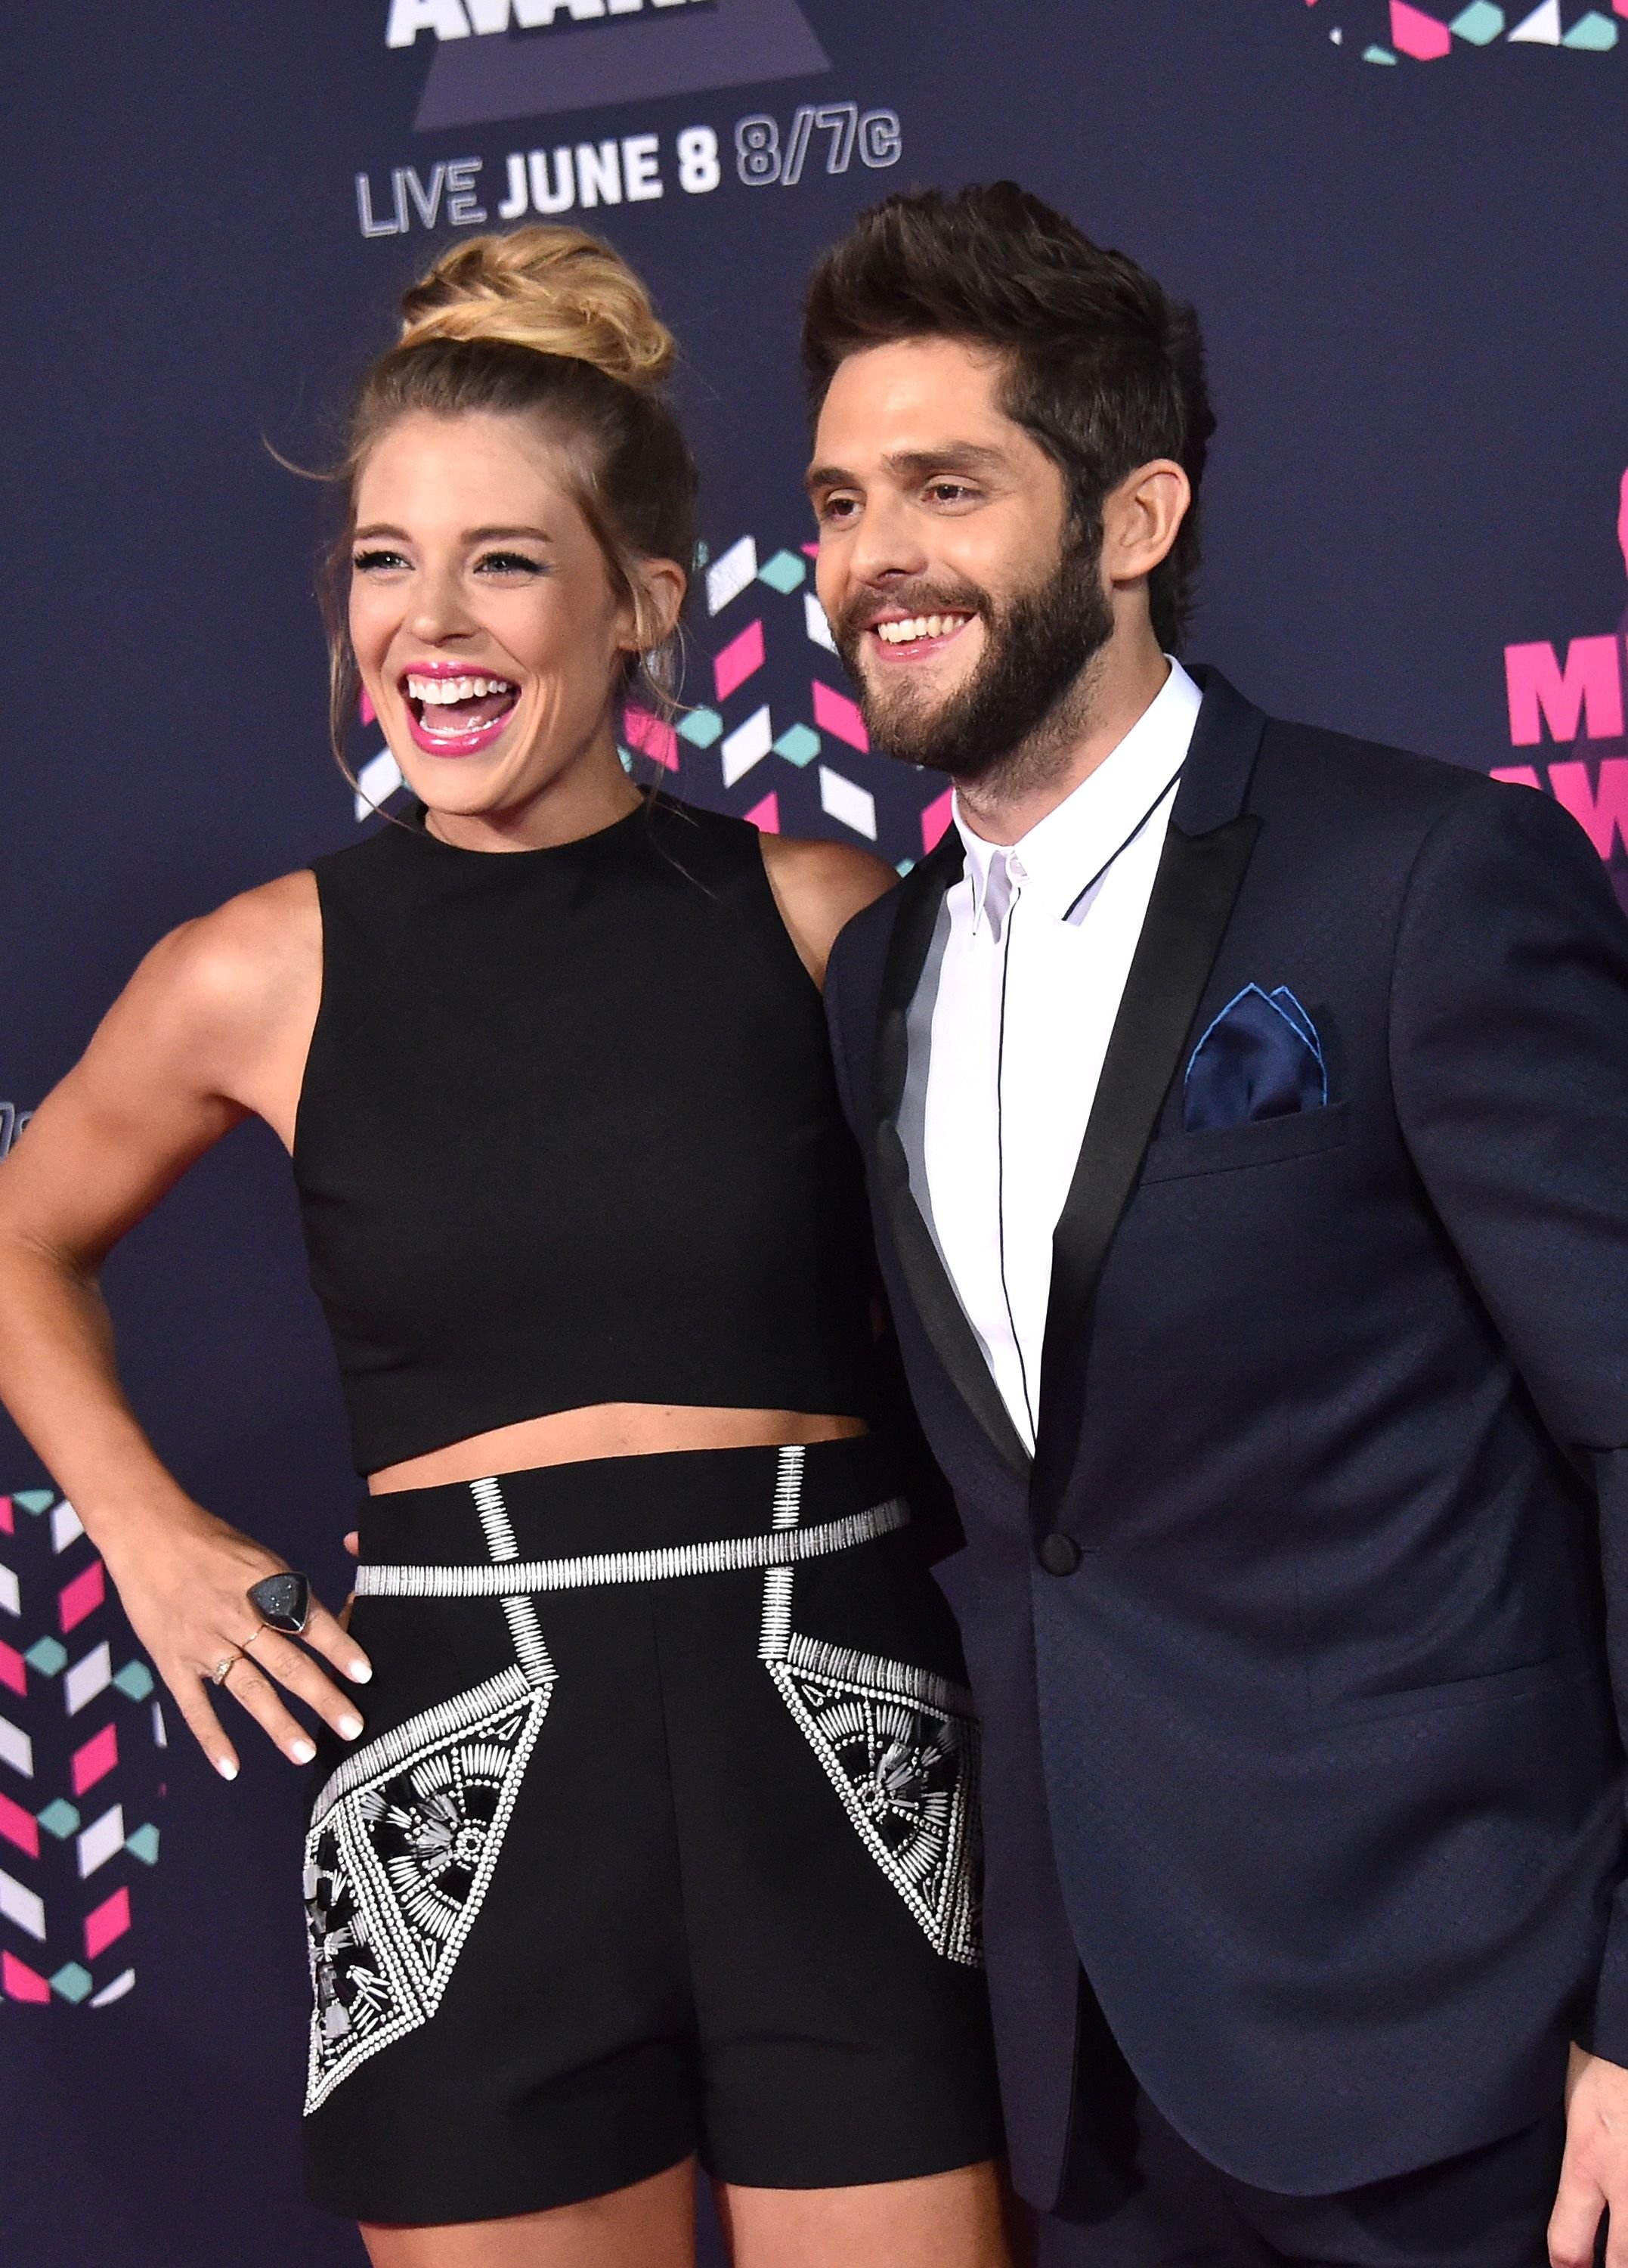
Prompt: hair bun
<box><xmin>399</xmin><ymin>225</ymin><xmax>675</xmax><ymax>391</ymax></box>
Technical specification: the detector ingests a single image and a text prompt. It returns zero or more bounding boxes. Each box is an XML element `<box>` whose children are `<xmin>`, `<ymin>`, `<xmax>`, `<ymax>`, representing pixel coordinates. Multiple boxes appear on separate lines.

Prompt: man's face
<box><xmin>807</xmin><ymin>337</ymin><xmax>1111</xmax><ymax>782</ymax></box>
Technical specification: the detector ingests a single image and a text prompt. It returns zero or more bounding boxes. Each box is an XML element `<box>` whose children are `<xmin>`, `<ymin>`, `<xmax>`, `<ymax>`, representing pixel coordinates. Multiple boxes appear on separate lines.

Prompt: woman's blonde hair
<box><xmin>322</xmin><ymin>225</ymin><xmax>695</xmax><ymax>780</ymax></box>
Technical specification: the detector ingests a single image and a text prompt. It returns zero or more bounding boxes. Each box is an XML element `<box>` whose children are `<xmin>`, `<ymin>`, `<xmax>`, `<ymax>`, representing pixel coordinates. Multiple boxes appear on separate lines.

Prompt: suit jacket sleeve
<box><xmin>1389</xmin><ymin>779</ymin><xmax>1628</xmax><ymax>2059</ymax></box>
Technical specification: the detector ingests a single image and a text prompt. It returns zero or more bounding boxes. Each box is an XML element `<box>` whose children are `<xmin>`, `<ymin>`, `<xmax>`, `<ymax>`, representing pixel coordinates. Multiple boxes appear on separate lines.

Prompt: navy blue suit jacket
<box><xmin>825</xmin><ymin>668</ymin><xmax>1628</xmax><ymax>2201</ymax></box>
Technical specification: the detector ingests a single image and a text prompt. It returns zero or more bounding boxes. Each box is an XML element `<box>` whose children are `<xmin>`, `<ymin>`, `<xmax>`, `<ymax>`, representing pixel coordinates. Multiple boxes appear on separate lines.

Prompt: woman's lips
<box><xmin>404</xmin><ymin>703</ymin><xmax>517</xmax><ymax>758</ymax></box>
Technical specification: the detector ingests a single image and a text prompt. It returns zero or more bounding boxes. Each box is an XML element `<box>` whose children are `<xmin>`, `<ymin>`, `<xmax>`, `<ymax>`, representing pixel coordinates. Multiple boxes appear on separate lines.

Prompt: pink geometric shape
<box><xmin>1490</xmin><ymin>765</ymin><xmax>1543</xmax><ymax>791</ymax></box>
<box><xmin>0</xmin><ymin>1788</ymin><xmax>39</xmax><ymax>1859</ymax></box>
<box><xmin>84</xmin><ymin>1884</ymin><xmax>131</xmax><ymax>1963</ymax></box>
<box><xmin>1617</xmin><ymin>1</ymin><xmax>1627</xmax><ymax>17</ymax></box>
<box><xmin>358</xmin><ymin>688</ymin><xmax>376</xmax><ymax>727</ymax></box>
<box><xmin>1389</xmin><ymin>2</ymin><xmax>1452</xmax><ymax>57</ymax></box>
<box><xmin>800</xmin><ymin>542</ymin><xmax>819</xmax><ymax>558</ymax></box>
<box><xmin>71</xmin><ymin>1722</ymin><xmax>119</xmax><ymax>1798</ymax></box>
<box><xmin>622</xmin><ymin>703</ymin><xmax>679</xmax><ymax>771</ymax></box>
<box><xmin>713</xmin><ymin>619</ymin><xmax>766</xmax><ymax>704</ymax></box>
<box><xmin>2</xmin><ymin>1950</ymin><xmax>50</xmax><ymax>2003</ymax></box>
<box><xmin>58</xmin><ymin>1560</ymin><xmax>104</xmax><ymax>1636</ymax></box>
<box><xmin>811</xmin><ymin>680</ymin><xmax>870</xmax><ymax>753</ymax></box>
<box><xmin>0</xmin><ymin>1640</ymin><xmax>23</xmax><ymax>1697</ymax></box>
<box><xmin>921</xmin><ymin>789</ymin><xmax>955</xmax><ymax>857</ymax></box>
<box><xmin>0</xmin><ymin>1497</ymin><xmax>11</xmax><ymax>1534</ymax></box>
<box><xmin>742</xmin><ymin>790</ymin><xmax>781</xmax><ymax>834</ymax></box>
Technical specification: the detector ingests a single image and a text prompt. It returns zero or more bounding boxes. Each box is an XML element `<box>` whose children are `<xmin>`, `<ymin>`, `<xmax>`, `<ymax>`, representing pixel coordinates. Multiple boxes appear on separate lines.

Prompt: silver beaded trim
<box><xmin>353</xmin><ymin>1494</ymin><xmax>909</xmax><ymax>1598</ymax></box>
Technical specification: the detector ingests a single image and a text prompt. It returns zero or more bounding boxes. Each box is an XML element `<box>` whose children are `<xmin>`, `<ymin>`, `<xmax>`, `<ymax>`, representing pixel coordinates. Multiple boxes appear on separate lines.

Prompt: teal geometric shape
<box><xmin>125</xmin><ymin>1823</ymin><xmax>160</xmax><ymax>1865</ymax></box>
<box><xmin>678</xmin><ymin>706</ymin><xmax>724</xmax><ymax>749</ymax></box>
<box><xmin>1563</xmin><ymin>11</ymin><xmax>1617</xmax><ymax>46</ymax></box>
<box><xmin>37</xmin><ymin>1799</ymin><xmax>80</xmax><ymax>1839</ymax></box>
<box><xmin>694</xmin><ymin>539</ymin><xmax>710</xmax><ymax>568</ymax></box>
<box><xmin>773</xmin><ymin>723</ymin><xmax>822</xmax><ymax>769</ymax></box>
<box><xmin>50</xmin><ymin>1963</ymin><xmax>94</xmax><ymax>2004</ymax></box>
<box><xmin>1450</xmin><ymin>2</ymin><xmax>1505</xmax><ymax>39</ymax></box>
<box><xmin>113</xmin><ymin>1661</ymin><xmax>154</xmax><ymax>1702</ymax></box>
<box><xmin>617</xmin><ymin>743</ymin><xmax>635</xmax><ymax>774</ymax></box>
<box><xmin>757</xmin><ymin>549</ymin><xmax>807</xmax><ymax>595</ymax></box>
<box><xmin>1363</xmin><ymin>44</ymin><xmax>1399</xmax><ymax>60</ymax></box>
<box><xmin>896</xmin><ymin>858</ymin><xmax>917</xmax><ymax>877</ymax></box>
<box><xmin>25</xmin><ymin>1637</ymin><xmax>67</xmax><ymax>1676</ymax></box>
<box><xmin>14</xmin><ymin>1491</ymin><xmax>53</xmax><ymax>1516</ymax></box>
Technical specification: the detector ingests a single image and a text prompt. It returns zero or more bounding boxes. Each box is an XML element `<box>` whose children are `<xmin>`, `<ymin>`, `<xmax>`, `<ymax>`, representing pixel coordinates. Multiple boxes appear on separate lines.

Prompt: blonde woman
<box><xmin>0</xmin><ymin>231</ymin><xmax>1008</xmax><ymax>2266</ymax></box>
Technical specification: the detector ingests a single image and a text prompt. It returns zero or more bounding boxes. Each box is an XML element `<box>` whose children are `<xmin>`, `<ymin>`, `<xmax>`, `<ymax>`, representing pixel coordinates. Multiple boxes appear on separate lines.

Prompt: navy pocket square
<box><xmin>1184</xmin><ymin>985</ymin><xmax>1327</xmax><ymax>1132</ymax></box>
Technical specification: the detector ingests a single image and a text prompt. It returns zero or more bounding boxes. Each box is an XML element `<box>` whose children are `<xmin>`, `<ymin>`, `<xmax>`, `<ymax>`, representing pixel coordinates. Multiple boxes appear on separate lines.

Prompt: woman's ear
<box><xmin>620</xmin><ymin>556</ymin><xmax>687</xmax><ymax>656</ymax></box>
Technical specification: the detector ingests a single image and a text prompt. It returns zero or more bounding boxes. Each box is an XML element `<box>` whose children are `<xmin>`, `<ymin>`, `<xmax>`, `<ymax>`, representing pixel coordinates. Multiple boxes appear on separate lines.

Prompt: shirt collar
<box><xmin>955</xmin><ymin>658</ymin><xmax>1202</xmax><ymax>931</ymax></box>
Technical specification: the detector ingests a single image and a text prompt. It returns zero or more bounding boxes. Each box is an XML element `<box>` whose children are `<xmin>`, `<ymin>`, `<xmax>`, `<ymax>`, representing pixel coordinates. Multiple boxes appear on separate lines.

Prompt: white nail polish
<box><xmin>291</xmin><ymin>1737</ymin><xmax>317</xmax><ymax>1765</ymax></box>
<box><xmin>339</xmin><ymin>1714</ymin><xmax>364</xmax><ymax>1740</ymax></box>
<box><xmin>216</xmin><ymin>1755</ymin><xmax>239</xmax><ymax>1781</ymax></box>
<box><xmin>350</xmin><ymin>1661</ymin><xmax>373</xmax><ymax>1684</ymax></box>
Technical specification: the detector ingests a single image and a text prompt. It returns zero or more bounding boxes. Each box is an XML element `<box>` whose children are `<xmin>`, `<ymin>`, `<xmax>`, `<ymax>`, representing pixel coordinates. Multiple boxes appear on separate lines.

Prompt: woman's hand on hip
<box><xmin>101</xmin><ymin>1501</ymin><xmax>372</xmax><ymax>1780</ymax></box>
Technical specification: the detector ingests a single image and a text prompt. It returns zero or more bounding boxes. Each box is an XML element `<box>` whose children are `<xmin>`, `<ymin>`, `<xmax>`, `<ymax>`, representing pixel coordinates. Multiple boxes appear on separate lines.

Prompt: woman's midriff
<box><xmin>367</xmin><ymin>1403</ymin><xmax>870</xmax><ymax>1495</ymax></box>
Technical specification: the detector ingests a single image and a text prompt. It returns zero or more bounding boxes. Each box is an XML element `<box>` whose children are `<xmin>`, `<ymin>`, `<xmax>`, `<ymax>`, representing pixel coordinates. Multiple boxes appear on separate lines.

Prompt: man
<box><xmin>804</xmin><ymin>181</ymin><xmax>1628</xmax><ymax>2266</ymax></box>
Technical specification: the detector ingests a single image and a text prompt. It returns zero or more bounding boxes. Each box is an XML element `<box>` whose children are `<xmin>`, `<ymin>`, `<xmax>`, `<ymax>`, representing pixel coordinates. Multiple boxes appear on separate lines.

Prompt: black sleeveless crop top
<box><xmin>293</xmin><ymin>798</ymin><xmax>881</xmax><ymax>1474</ymax></box>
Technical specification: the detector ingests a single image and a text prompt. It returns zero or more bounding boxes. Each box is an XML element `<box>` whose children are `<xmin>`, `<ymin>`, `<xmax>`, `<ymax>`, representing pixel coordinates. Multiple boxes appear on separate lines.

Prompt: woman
<box><xmin>0</xmin><ymin>228</ymin><xmax>1008</xmax><ymax>2266</ymax></box>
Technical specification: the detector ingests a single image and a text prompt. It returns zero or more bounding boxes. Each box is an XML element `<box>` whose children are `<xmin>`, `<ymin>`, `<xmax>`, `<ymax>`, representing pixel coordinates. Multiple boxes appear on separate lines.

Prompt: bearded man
<box><xmin>804</xmin><ymin>181</ymin><xmax>1628</xmax><ymax>2267</ymax></box>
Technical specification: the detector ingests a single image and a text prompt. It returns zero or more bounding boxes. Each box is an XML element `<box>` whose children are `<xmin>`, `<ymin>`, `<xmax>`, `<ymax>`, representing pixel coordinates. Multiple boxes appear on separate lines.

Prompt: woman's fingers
<box><xmin>169</xmin><ymin>1672</ymin><xmax>242</xmax><ymax>1783</ymax></box>
<box><xmin>299</xmin><ymin>1594</ymin><xmax>371</xmax><ymax>1685</ymax></box>
<box><xmin>218</xmin><ymin>1652</ymin><xmax>321</xmax><ymax>1766</ymax></box>
<box><xmin>240</xmin><ymin>1625</ymin><xmax>365</xmax><ymax>1742</ymax></box>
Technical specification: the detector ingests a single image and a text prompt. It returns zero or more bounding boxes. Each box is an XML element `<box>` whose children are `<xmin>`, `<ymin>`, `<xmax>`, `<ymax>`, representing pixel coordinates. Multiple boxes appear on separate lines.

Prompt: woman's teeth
<box><xmin>875</xmin><ymin>615</ymin><xmax>971</xmax><ymax>645</ymax></box>
<box><xmin>405</xmin><ymin>673</ymin><xmax>515</xmax><ymax>705</ymax></box>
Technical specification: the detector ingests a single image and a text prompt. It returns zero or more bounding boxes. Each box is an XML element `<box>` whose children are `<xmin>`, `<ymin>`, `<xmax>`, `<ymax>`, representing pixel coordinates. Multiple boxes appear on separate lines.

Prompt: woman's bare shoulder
<box><xmin>138</xmin><ymin>869</ymin><xmax>320</xmax><ymax>1029</ymax></box>
<box><xmin>760</xmin><ymin>833</ymin><xmax>897</xmax><ymax>986</ymax></box>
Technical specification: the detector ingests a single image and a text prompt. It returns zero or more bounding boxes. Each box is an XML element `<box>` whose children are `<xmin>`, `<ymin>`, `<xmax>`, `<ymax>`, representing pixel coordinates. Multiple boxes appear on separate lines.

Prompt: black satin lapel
<box><xmin>1032</xmin><ymin>813</ymin><xmax>1262</xmax><ymax>1502</ymax></box>
<box><xmin>868</xmin><ymin>831</ymin><xmax>1030</xmax><ymax>1476</ymax></box>
<box><xmin>876</xmin><ymin>1120</ymin><xmax>1034</xmax><ymax>1477</ymax></box>
<box><xmin>873</xmin><ymin>828</ymin><xmax>965</xmax><ymax>1124</ymax></box>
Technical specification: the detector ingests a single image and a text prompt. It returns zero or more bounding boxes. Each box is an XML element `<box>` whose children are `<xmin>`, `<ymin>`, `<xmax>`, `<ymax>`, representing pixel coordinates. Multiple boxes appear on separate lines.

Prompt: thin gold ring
<box><xmin>240</xmin><ymin>1623</ymin><xmax>267</xmax><ymax>1653</ymax></box>
<box><xmin>209</xmin><ymin>1653</ymin><xmax>240</xmax><ymax>1687</ymax></box>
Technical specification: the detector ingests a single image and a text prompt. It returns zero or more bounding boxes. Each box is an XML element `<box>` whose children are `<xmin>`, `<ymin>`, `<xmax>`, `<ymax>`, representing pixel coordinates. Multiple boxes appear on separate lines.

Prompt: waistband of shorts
<box><xmin>354</xmin><ymin>1431</ymin><xmax>905</xmax><ymax>1576</ymax></box>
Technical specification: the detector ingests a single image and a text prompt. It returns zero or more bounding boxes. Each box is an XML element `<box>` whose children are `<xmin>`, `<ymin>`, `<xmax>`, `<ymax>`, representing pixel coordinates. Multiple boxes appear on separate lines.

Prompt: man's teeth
<box><xmin>404</xmin><ymin>673</ymin><xmax>515</xmax><ymax>705</ymax></box>
<box><xmin>875</xmin><ymin>615</ymin><xmax>971</xmax><ymax>646</ymax></box>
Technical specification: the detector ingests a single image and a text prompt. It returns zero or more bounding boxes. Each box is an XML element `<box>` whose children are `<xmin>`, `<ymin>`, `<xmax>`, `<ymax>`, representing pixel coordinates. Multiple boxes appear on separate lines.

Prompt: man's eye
<box><xmin>352</xmin><ymin>548</ymin><xmax>407</xmax><ymax>572</ymax></box>
<box><xmin>820</xmin><ymin>495</ymin><xmax>859</xmax><ymax>523</ymax></box>
<box><xmin>927</xmin><ymin>482</ymin><xmax>976</xmax><ymax>505</ymax></box>
<box><xmin>475</xmin><ymin>550</ymin><xmax>545</xmax><ymax>576</ymax></box>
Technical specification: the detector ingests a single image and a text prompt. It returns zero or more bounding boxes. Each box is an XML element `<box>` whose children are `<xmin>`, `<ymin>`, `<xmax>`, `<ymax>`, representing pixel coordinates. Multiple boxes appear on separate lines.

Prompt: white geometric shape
<box><xmin>721</xmin><ymin>705</ymin><xmax>774</xmax><ymax>787</ymax></box>
<box><xmin>90</xmin><ymin>1968</ymin><xmax>136</xmax><ymax>2006</ymax></box>
<box><xmin>0</xmin><ymin>1713</ymin><xmax>33</xmax><ymax>1779</ymax></box>
<box><xmin>818</xmin><ymin>765</ymin><xmax>877</xmax><ymax>841</ymax></box>
<box><xmin>354</xmin><ymin>744</ymin><xmax>404</xmax><ymax>822</ymax></box>
<box><xmin>76</xmin><ymin>1803</ymin><xmax>125</xmax><ymax>1879</ymax></box>
<box><xmin>0</xmin><ymin>1867</ymin><xmax>45</xmax><ymax>1941</ymax></box>
<box><xmin>1508</xmin><ymin>0</ymin><xmax>1560</xmax><ymax>36</ymax></box>
<box><xmin>64</xmin><ymin>1641</ymin><xmax>112</xmax><ymax>1717</ymax></box>
<box><xmin>151</xmin><ymin>1701</ymin><xmax>168</xmax><ymax>1750</ymax></box>
<box><xmin>804</xmin><ymin>590</ymin><xmax>837</xmax><ymax>652</ymax></box>
<box><xmin>0</xmin><ymin>1562</ymin><xmax>17</xmax><ymax>1617</ymax></box>
<box><xmin>706</xmin><ymin>534</ymin><xmax>758</xmax><ymax>616</ymax></box>
<box><xmin>51</xmin><ymin>1501</ymin><xmax>85</xmax><ymax>1554</ymax></box>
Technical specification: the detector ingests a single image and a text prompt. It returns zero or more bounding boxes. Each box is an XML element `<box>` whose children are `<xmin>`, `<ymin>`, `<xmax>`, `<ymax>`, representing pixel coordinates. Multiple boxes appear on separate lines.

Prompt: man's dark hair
<box><xmin>801</xmin><ymin>182</ymin><xmax>1215</xmax><ymax>651</ymax></box>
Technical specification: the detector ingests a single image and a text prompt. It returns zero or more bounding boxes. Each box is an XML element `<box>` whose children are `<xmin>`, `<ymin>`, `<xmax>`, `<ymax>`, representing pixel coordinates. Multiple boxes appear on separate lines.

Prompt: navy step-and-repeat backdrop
<box><xmin>4</xmin><ymin>4</ymin><xmax>1626</xmax><ymax>2258</ymax></box>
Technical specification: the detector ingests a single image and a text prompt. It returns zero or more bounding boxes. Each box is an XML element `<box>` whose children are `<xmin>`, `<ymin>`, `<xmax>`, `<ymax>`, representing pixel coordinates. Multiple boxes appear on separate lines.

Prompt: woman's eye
<box><xmin>352</xmin><ymin>548</ymin><xmax>407</xmax><ymax>573</ymax></box>
<box><xmin>474</xmin><ymin>550</ymin><xmax>546</xmax><ymax>576</ymax></box>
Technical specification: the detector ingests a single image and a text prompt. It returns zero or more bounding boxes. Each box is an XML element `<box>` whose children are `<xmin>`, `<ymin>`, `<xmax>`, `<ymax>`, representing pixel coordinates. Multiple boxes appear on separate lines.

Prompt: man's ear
<box><xmin>1101</xmin><ymin>460</ymin><xmax>1191</xmax><ymax>588</ymax></box>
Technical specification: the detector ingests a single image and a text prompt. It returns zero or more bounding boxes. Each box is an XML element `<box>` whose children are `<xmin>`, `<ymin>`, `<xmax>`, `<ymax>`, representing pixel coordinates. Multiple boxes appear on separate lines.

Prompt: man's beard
<box><xmin>834</xmin><ymin>538</ymin><xmax>1114</xmax><ymax>793</ymax></box>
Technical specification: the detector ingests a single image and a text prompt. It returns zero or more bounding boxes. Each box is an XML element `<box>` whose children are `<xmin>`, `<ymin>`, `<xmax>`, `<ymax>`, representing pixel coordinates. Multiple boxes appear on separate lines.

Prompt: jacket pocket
<box><xmin>1140</xmin><ymin>1100</ymin><xmax>1351</xmax><ymax>1185</ymax></box>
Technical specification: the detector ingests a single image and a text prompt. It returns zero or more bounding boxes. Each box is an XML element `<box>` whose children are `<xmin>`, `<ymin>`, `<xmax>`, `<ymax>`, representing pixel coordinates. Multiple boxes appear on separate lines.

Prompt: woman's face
<box><xmin>348</xmin><ymin>410</ymin><xmax>676</xmax><ymax>832</ymax></box>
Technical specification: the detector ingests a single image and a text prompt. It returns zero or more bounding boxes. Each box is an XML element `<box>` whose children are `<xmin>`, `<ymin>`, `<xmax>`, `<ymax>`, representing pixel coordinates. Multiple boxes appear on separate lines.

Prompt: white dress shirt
<box><xmin>900</xmin><ymin>661</ymin><xmax>1203</xmax><ymax>1453</ymax></box>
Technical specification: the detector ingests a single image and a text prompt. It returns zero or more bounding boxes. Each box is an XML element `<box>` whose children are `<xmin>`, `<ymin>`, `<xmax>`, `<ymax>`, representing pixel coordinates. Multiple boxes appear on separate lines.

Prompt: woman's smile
<box><xmin>399</xmin><ymin>659</ymin><xmax>522</xmax><ymax>758</ymax></box>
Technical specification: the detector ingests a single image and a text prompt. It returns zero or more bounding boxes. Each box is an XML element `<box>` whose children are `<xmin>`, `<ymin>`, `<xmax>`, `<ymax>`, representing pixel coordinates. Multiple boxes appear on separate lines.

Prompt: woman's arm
<box><xmin>0</xmin><ymin>872</ymin><xmax>370</xmax><ymax>1779</ymax></box>
<box><xmin>760</xmin><ymin>832</ymin><xmax>898</xmax><ymax>987</ymax></box>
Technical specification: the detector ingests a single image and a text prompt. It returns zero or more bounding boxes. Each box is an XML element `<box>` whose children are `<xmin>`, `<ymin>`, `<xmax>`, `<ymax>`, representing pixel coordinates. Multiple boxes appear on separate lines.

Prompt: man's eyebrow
<box><xmin>803</xmin><ymin>443</ymin><xmax>1012</xmax><ymax>495</ymax></box>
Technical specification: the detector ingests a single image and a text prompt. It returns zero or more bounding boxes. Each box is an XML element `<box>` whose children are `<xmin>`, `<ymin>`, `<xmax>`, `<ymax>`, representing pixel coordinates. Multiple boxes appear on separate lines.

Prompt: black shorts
<box><xmin>301</xmin><ymin>1436</ymin><xmax>1004</xmax><ymax>2226</ymax></box>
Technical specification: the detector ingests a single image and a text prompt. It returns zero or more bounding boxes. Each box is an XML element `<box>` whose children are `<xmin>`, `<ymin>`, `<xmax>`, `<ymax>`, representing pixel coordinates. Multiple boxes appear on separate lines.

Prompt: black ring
<box><xmin>246</xmin><ymin>1571</ymin><xmax>312</xmax><ymax>1635</ymax></box>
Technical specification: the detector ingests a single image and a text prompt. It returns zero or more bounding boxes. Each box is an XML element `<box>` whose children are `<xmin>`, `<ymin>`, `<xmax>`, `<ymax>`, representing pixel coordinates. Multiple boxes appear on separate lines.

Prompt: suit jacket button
<box><xmin>1038</xmin><ymin>1533</ymin><xmax>1082</xmax><ymax>1576</ymax></box>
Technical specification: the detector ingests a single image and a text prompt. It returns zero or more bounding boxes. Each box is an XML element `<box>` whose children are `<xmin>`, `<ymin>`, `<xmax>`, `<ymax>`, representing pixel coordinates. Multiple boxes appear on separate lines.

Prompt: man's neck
<box><xmin>955</xmin><ymin>627</ymin><xmax>1173</xmax><ymax>848</ymax></box>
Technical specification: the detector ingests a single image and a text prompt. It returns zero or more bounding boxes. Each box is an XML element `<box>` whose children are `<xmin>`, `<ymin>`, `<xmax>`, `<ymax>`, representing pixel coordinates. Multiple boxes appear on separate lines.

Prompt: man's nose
<box><xmin>847</xmin><ymin>491</ymin><xmax>930</xmax><ymax>589</ymax></box>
